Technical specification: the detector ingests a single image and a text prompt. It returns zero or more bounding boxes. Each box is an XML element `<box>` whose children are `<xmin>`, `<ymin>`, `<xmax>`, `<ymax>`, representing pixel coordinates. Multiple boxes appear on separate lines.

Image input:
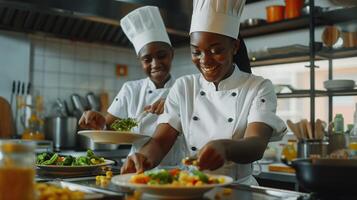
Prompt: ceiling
<box><xmin>0</xmin><ymin>0</ymin><xmax>259</xmax><ymax>48</ymax></box>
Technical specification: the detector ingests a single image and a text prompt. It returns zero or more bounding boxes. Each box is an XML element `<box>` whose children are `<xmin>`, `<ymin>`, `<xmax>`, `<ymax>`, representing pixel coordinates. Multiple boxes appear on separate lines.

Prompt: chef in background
<box><xmin>121</xmin><ymin>0</ymin><xmax>287</xmax><ymax>185</ymax></box>
<box><xmin>79</xmin><ymin>6</ymin><xmax>184</xmax><ymax>166</ymax></box>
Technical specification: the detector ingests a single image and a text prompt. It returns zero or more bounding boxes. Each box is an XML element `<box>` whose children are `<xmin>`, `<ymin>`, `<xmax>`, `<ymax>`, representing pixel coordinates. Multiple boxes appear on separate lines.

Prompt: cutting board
<box><xmin>0</xmin><ymin>97</ymin><xmax>15</xmax><ymax>138</ymax></box>
<box><xmin>268</xmin><ymin>163</ymin><xmax>295</xmax><ymax>174</ymax></box>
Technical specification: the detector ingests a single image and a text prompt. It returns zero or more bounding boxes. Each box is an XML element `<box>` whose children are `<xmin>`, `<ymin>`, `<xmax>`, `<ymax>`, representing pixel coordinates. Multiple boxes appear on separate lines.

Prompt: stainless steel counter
<box><xmin>39</xmin><ymin>176</ymin><xmax>309</xmax><ymax>200</ymax></box>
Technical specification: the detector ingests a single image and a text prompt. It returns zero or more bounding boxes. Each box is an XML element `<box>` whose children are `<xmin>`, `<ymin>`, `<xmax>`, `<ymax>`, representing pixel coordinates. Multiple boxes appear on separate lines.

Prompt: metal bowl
<box><xmin>241</xmin><ymin>18</ymin><xmax>266</xmax><ymax>28</ymax></box>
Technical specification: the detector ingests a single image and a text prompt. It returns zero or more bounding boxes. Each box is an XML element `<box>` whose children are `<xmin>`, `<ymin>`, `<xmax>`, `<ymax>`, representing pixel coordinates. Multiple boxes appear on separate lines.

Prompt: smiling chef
<box><xmin>121</xmin><ymin>0</ymin><xmax>287</xmax><ymax>185</ymax></box>
<box><xmin>79</xmin><ymin>6</ymin><xmax>184</xmax><ymax>166</ymax></box>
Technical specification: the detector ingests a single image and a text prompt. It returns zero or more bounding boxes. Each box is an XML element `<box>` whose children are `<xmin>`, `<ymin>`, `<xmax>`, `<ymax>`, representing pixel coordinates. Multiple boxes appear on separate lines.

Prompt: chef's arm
<box><xmin>139</xmin><ymin>123</ymin><xmax>179</xmax><ymax>167</ymax></box>
<box><xmin>104</xmin><ymin>113</ymin><xmax>119</xmax><ymax>129</ymax></box>
<box><xmin>79</xmin><ymin>111</ymin><xmax>119</xmax><ymax>130</ymax></box>
<box><xmin>225</xmin><ymin>122</ymin><xmax>272</xmax><ymax>164</ymax></box>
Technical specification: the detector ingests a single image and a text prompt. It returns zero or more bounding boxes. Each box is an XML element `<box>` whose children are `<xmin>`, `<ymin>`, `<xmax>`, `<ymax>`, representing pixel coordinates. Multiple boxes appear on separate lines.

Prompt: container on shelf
<box><xmin>266</xmin><ymin>5</ymin><xmax>285</xmax><ymax>23</ymax></box>
<box><xmin>284</xmin><ymin>0</ymin><xmax>304</xmax><ymax>19</ymax></box>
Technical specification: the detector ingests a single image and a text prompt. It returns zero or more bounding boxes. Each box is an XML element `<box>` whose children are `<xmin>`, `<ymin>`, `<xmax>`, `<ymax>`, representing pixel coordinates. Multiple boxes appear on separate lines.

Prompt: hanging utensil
<box><xmin>86</xmin><ymin>92</ymin><xmax>100</xmax><ymax>111</ymax></box>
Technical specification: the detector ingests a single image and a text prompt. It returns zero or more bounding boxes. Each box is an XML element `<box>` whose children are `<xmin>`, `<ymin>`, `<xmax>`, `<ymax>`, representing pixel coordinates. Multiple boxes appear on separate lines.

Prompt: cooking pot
<box><xmin>44</xmin><ymin>117</ymin><xmax>77</xmax><ymax>150</ymax></box>
<box><xmin>285</xmin><ymin>158</ymin><xmax>357</xmax><ymax>194</ymax></box>
<box><xmin>297</xmin><ymin>139</ymin><xmax>328</xmax><ymax>158</ymax></box>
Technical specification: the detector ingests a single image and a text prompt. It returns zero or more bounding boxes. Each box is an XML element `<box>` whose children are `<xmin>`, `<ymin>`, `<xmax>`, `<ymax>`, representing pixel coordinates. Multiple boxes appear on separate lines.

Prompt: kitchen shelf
<box><xmin>277</xmin><ymin>89</ymin><xmax>357</xmax><ymax>99</ymax></box>
<box><xmin>251</xmin><ymin>47</ymin><xmax>357</xmax><ymax>67</ymax></box>
<box><xmin>277</xmin><ymin>91</ymin><xmax>325</xmax><ymax>98</ymax></box>
<box><xmin>318</xmin><ymin>47</ymin><xmax>357</xmax><ymax>59</ymax></box>
<box><xmin>241</xmin><ymin>6</ymin><xmax>357</xmax><ymax>38</ymax></box>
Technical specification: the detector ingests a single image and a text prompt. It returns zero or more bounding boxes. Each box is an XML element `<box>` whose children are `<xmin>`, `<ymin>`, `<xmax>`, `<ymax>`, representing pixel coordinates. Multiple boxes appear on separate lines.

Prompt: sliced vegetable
<box><xmin>41</xmin><ymin>153</ymin><xmax>58</xmax><ymax>165</ymax></box>
<box><xmin>110</xmin><ymin>118</ymin><xmax>138</xmax><ymax>131</ymax></box>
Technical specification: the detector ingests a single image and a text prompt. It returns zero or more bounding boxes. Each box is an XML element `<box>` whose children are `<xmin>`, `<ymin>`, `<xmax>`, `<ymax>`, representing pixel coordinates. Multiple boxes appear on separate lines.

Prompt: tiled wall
<box><xmin>30</xmin><ymin>36</ymin><xmax>145</xmax><ymax>116</ymax></box>
<box><xmin>30</xmin><ymin>36</ymin><xmax>197</xmax><ymax>116</ymax></box>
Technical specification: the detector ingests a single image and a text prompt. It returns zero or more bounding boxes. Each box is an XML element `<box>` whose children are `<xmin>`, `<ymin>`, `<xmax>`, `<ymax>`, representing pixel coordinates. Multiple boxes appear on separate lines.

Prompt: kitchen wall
<box><xmin>29</xmin><ymin>36</ymin><xmax>197</xmax><ymax>116</ymax></box>
<box><xmin>30</xmin><ymin>35</ymin><xmax>140</xmax><ymax>115</ymax></box>
<box><xmin>0</xmin><ymin>31</ymin><xmax>30</xmax><ymax>103</ymax></box>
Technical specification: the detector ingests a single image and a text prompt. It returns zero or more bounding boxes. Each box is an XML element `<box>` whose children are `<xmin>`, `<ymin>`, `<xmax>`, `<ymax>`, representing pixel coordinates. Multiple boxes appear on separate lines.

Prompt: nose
<box><xmin>199</xmin><ymin>52</ymin><xmax>211</xmax><ymax>65</ymax></box>
<box><xmin>151</xmin><ymin>58</ymin><xmax>159</xmax><ymax>68</ymax></box>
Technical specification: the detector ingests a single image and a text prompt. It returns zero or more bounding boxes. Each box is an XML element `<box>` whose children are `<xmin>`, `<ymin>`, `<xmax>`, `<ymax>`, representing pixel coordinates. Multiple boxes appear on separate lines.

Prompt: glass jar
<box><xmin>0</xmin><ymin>140</ymin><xmax>36</xmax><ymax>200</ymax></box>
<box><xmin>281</xmin><ymin>140</ymin><xmax>297</xmax><ymax>161</ymax></box>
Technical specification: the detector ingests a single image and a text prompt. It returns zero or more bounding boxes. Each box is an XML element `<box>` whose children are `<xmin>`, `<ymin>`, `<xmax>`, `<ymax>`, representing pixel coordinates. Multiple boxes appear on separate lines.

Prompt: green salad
<box><xmin>110</xmin><ymin>118</ymin><xmax>138</xmax><ymax>131</ymax></box>
<box><xmin>36</xmin><ymin>149</ymin><xmax>105</xmax><ymax>166</ymax></box>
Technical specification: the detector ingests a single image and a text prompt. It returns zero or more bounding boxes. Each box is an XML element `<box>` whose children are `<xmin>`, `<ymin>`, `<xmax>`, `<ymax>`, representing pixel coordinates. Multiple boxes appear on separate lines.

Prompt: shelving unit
<box><xmin>250</xmin><ymin>47</ymin><xmax>357</xmax><ymax>67</ymax></box>
<box><xmin>242</xmin><ymin>1</ymin><xmax>357</xmax><ymax>127</ymax></box>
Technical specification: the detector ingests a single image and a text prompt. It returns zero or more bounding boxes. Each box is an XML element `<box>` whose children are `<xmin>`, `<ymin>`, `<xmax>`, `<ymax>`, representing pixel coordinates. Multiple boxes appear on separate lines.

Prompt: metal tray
<box><xmin>44</xmin><ymin>181</ymin><xmax>122</xmax><ymax>199</ymax></box>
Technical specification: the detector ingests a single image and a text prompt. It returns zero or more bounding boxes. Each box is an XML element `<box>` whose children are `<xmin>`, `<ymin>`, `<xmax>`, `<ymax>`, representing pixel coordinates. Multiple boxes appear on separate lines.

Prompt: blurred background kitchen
<box><xmin>1</xmin><ymin>0</ymin><xmax>357</xmax><ymax>192</ymax></box>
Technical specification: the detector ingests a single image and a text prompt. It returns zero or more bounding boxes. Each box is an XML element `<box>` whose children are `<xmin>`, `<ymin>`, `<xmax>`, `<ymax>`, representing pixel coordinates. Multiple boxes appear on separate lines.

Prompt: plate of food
<box><xmin>78</xmin><ymin>118</ymin><xmax>150</xmax><ymax>144</ymax></box>
<box><xmin>36</xmin><ymin>150</ymin><xmax>114</xmax><ymax>176</ymax></box>
<box><xmin>111</xmin><ymin>168</ymin><xmax>233</xmax><ymax>199</ymax></box>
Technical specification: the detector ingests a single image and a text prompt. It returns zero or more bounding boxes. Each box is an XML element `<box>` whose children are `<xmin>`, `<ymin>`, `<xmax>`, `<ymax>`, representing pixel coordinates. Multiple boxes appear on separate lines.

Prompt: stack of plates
<box><xmin>323</xmin><ymin>80</ymin><xmax>355</xmax><ymax>91</ymax></box>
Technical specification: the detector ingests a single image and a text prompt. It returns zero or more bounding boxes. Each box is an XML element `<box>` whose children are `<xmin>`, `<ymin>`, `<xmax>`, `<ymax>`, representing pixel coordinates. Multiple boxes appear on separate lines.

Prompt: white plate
<box><xmin>78</xmin><ymin>130</ymin><xmax>150</xmax><ymax>144</ymax></box>
<box><xmin>323</xmin><ymin>80</ymin><xmax>355</xmax><ymax>91</ymax></box>
<box><xmin>37</xmin><ymin>159</ymin><xmax>115</xmax><ymax>176</ymax></box>
<box><xmin>111</xmin><ymin>173</ymin><xmax>233</xmax><ymax>199</ymax></box>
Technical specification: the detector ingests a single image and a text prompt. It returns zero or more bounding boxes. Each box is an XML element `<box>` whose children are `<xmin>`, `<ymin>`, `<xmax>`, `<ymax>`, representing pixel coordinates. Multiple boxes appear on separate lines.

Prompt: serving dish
<box><xmin>111</xmin><ymin>173</ymin><xmax>233</xmax><ymax>199</ymax></box>
<box><xmin>37</xmin><ymin>159</ymin><xmax>115</xmax><ymax>176</ymax></box>
<box><xmin>78</xmin><ymin>130</ymin><xmax>150</xmax><ymax>144</ymax></box>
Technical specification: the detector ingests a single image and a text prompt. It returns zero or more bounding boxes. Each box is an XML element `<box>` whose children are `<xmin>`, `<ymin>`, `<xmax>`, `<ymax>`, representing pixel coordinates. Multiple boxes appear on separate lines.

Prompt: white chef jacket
<box><xmin>157</xmin><ymin>66</ymin><xmax>287</xmax><ymax>184</ymax></box>
<box><xmin>108</xmin><ymin>77</ymin><xmax>185</xmax><ymax>166</ymax></box>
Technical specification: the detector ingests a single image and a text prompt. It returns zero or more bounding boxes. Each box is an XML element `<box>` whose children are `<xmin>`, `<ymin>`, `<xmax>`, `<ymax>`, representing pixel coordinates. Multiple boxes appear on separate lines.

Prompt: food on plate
<box><xmin>110</xmin><ymin>118</ymin><xmax>138</xmax><ymax>131</ymax></box>
<box><xmin>36</xmin><ymin>149</ymin><xmax>105</xmax><ymax>166</ymax></box>
<box><xmin>36</xmin><ymin>183</ymin><xmax>84</xmax><ymax>200</ymax></box>
<box><xmin>130</xmin><ymin>169</ymin><xmax>225</xmax><ymax>186</ymax></box>
<box><xmin>95</xmin><ymin>169</ymin><xmax>113</xmax><ymax>186</ymax></box>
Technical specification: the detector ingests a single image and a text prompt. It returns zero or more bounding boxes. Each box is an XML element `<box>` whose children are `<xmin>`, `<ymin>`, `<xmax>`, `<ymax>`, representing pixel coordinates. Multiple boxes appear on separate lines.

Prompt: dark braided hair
<box><xmin>233</xmin><ymin>34</ymin><xmax>251</xmax><ymax>74</ymax></box>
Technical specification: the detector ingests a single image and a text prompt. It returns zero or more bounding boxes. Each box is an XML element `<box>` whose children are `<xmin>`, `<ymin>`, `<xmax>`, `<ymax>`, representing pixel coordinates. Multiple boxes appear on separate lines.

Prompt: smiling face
<box><xmin>190</xmin><ymin>32</ymin><xmax>239</xmax><ymax>86</ymax></box>
<box><xmin>138</xmin><ymin>42</ymin><xmax>173</xmax><ymax>88</ymax></box>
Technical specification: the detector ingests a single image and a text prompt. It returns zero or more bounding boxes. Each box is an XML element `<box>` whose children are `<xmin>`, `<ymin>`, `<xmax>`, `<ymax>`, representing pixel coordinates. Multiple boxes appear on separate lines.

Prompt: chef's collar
<box><xmin>147</xmin><ymin>75</ymin><xmax>175</xmax><ymax>90</ymax></box>
<box><xmin>200</xmin><ymin>64</ymin><xmax>247</xmax><ymax>91</ymax></box>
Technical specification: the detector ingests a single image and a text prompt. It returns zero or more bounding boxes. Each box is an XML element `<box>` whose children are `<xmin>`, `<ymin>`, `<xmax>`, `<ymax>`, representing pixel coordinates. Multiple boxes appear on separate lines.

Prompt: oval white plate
<box><xmin>78</xmin><ymin>130</ymin><xmax>150</xmax><ymax>144</ymax></box>
<box><xmin>111</xmin><ymin>173</ymin><xmax>233</xmax><ymax>199</ymax></box>
<box><xmin>37</xmin><ymin>159</ymin><xmax>115</xmax><ymax>176</ymax></box>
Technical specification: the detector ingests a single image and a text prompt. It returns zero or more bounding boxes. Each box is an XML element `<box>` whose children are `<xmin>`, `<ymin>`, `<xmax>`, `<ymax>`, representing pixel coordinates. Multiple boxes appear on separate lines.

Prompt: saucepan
<box><xmin>284</xmin><ymin>158</ymin><xmax>357</xmax><ymax>194</ymax></box>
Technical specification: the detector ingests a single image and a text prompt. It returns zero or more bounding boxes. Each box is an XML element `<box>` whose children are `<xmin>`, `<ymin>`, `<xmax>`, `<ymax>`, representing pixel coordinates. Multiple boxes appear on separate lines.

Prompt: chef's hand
<box><xmin>120</xmin><ymin>153</ymin><xmax>152</xmax><ymax>174</ymax></box>
<box><xmin>78</xmin><ymin>111</ymin><xmax>106</xmax><ymax>130</ymax></box>
<box><xmin>197</xmin><ymin>140</ymin><xmax>227</xmax><ymax>171</ymax></box>
<box><xmin>144</xmin><ymin>98</ymin><xmax>165</xmax><ymax>115</ymax></box>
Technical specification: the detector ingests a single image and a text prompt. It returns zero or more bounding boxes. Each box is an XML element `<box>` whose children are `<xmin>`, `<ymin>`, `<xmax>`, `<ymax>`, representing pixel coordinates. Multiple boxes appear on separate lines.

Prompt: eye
<box><xmin>157</xmin><ymin>52</ymin><xmax>168</xmax><ymax>60</ymax></box>
<box><xmin>141</xmin><ymin>57</ymin><xmax>151</xmax><ymax>63</ymax></box>
<box><xmin>191</xmin><ymin>50</ymin><xmax>201</xmax><ymax>57</ymax></box>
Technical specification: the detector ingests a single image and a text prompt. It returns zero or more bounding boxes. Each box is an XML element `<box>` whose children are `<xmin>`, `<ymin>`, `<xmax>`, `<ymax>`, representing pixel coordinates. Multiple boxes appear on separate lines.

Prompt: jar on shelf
<box><xmin>281</xmin><ymin>139</ymin><xmax>297</xmax><ymax>161</ymax></box>
<box><xmin>0</xmin><ymin>140</ymin><xmax>36</xmax><ymax>200</ymax></box>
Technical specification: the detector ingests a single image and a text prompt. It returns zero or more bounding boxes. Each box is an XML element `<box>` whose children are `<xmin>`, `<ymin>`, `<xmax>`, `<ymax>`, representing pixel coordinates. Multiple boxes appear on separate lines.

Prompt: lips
<box><xmin>201</xmin><ymin>65</ymin><xmax>219</xmax><ymax>75</ymax></box>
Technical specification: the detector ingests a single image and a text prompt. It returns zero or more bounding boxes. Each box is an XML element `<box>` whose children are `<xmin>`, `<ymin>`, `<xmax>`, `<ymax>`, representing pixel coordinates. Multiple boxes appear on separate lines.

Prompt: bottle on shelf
<box><xmin>333</xmin><ymin>114</ymin><xmax>344</xmax><ymax>134</ymax></box>
<box><xmin>348</xmin><ymin>103</ymin><xmax>357</xmax><ymax>157</ymax></box>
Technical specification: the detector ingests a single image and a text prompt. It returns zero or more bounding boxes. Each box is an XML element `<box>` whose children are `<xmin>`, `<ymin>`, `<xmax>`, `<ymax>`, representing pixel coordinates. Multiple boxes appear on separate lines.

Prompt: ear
<box><xmin>233</xmin><ymin>39</ymin><xmax>240</xmax><ymax>55</ymax></box>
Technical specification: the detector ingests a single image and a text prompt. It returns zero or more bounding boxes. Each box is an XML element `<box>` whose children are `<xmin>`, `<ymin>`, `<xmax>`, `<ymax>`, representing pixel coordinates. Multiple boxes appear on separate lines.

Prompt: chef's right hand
<box><xmin>78</xmin><ymin>111</ymin><xmax>106</xmax><ymax>130</ymax></box>
<box><xmin>120</xmin><ymin>153</ymin><xmax>152</xmax><ymax>174</ymax></box>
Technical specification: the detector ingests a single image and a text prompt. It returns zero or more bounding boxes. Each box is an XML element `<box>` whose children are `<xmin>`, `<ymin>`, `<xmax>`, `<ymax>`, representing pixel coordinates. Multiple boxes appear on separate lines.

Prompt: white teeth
<box><xmin>201</xmin><ymin>66</ymin><xmax>218</xmax><ymax>73</ymax></box>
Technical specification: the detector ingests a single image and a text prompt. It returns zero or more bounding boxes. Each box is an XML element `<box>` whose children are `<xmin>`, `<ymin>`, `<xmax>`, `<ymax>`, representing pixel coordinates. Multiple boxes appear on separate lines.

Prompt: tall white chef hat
<box><xmin>120</xmin><ymin>6</ymin><xmax>171</xmax><ymax>54</ymax></box>
<box><xmin>190</xmin><ymin>0</ymin><xmax>246</xmax><ymax>39</ymax></box>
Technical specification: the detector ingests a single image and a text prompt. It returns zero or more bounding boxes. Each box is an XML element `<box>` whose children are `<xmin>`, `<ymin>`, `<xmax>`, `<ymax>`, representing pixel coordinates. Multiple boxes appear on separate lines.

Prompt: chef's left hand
<box><xmin>144</xmin><ymin>98</ymin><xmax>165</xmax><ymax>115</ymax></box>
<box><xmin>197</xmin><ymin>140</ymin><xmax>227</xmax><ymax>171</ymax></box>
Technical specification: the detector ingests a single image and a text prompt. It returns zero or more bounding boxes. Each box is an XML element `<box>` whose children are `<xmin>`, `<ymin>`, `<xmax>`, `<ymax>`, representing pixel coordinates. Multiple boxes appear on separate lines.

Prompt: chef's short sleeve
<box><xmin>157</xmin><ymin>81</ymin><xmax>182</xmax><ymax>133</ymax></box>
<box><xmin>247</xmin><ymin>80</ymin><xmax>287</xmax><ymax>141</ymax></box>
<box><xmin>107</xmin><ymin>83</ymin><xmax>130</xmax><ymax>118</ymax></box>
